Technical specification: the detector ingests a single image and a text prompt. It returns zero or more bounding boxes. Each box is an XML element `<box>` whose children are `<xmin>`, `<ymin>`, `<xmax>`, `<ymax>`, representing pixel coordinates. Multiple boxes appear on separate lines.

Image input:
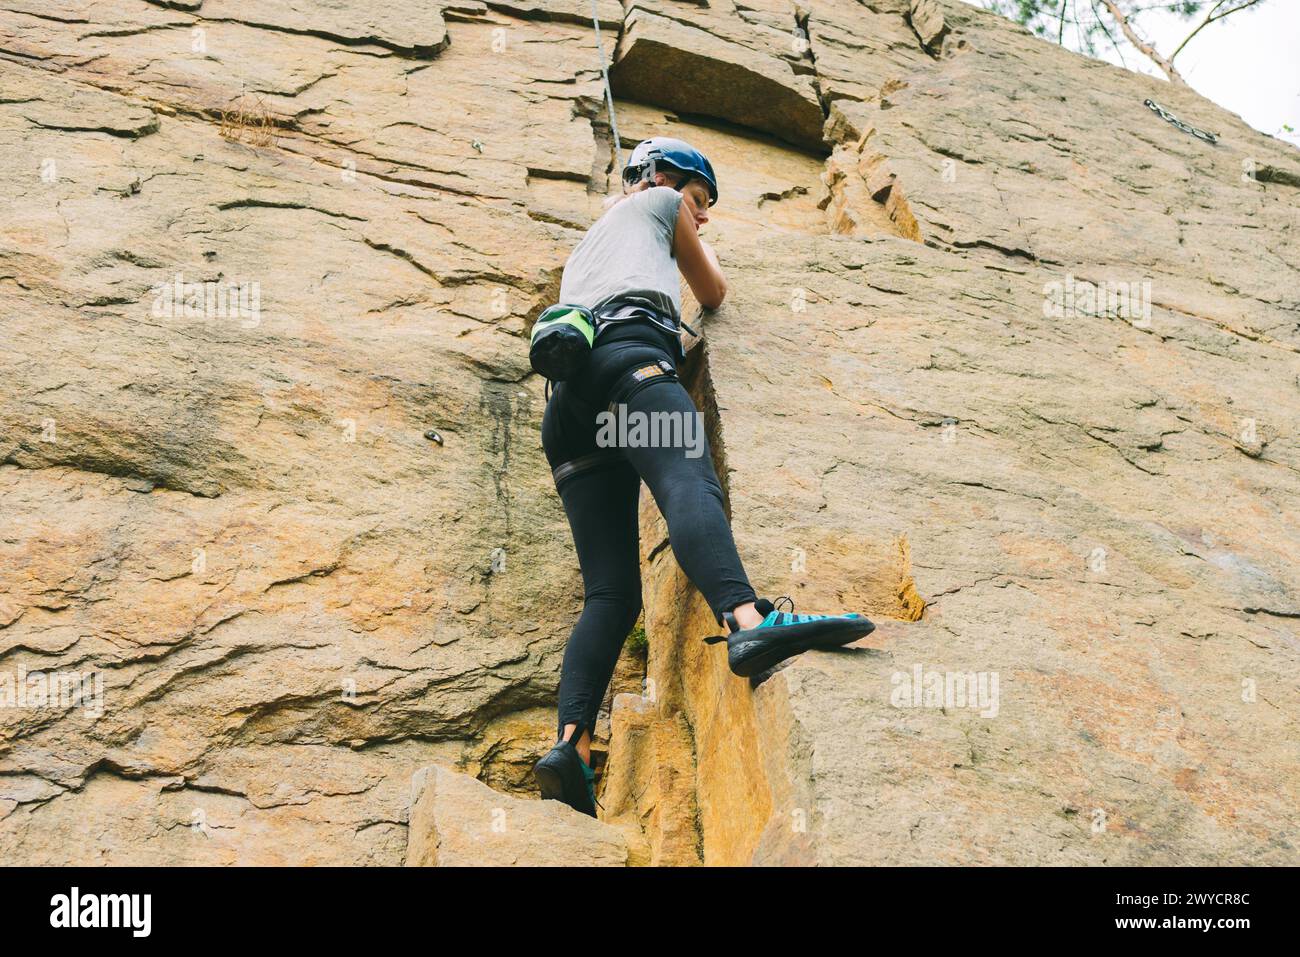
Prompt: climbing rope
<box><xmin>590</xmin><ymin>0</ymin><xmax>624</xmax><ymax>179</ymax></box>
<box><xmin>1144</xmin><ymin>99</ymin><xmax>1219</xmax><ymax>145</ymax></box>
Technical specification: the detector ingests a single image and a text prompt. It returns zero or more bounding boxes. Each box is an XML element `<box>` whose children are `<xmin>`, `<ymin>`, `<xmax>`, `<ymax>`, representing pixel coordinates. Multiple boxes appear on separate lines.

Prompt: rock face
<box><xmin>907</xmin><ymin>0</ymin><xmax>949</xmax><ymax>54</ymax></box>
<box><xmin>1</xmin><ymin>0</ymin><xmax>1297</xmax><ymax>865</ymax></box>
<box><xmin>599</xmin><ymin>693</ymin><xmax>700</xmax><ymax>866</ymax></box>
<box><xmin>612</xmin><ymin>1</ymin><xmax>826</xmax><ymax>149</ymax></box>
<box><xmin>406</xmin><ymin>764</ymin><xmax>627</xmax><ymax>866</ymax></box>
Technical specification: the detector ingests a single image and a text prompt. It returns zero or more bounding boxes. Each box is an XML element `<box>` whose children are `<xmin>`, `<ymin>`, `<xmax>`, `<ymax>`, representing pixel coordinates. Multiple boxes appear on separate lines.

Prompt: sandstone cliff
<box><xmin>1</xmin><ymin>0</ymin><xmax>1297</xmax><ymax>865</ymax></box>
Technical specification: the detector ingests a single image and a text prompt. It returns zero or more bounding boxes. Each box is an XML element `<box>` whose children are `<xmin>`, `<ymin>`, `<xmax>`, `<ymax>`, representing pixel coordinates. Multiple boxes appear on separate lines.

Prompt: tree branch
<box><xmin>1070</xmin><ymin>0</ymin><xmax>1093</xmax><ymax>56</ymax></box>
<box><xmin>1170</xmin><ymin>0</ymin><xmax>1262</xmax><ymax>64</ymax></box>
<box><xmin>1089</xmin><ymin>0</ymin><xmax>1129</xmax><ymax>69</ymax></box>
<box><xmin>1097</xmin><ymin>0</ymin><xmax>1185</xmax><ymax>84</ymax></box>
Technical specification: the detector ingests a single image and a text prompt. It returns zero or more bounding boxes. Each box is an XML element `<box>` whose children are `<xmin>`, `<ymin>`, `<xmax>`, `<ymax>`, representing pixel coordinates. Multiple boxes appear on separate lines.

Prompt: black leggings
<box><xmin>540</xmin><ymin>327</ymin><xmax>758</xmax><ymax>741</ymax></box>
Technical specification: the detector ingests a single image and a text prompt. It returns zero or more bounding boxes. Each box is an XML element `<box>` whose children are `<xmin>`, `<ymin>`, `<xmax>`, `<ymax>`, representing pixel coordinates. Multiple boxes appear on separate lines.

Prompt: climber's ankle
<box><xmin>730</xmin><ymin>601</ymin><xmax>764</xmax><ymax>630</ymax></box>
<box><xmin>561</xmin><ymin>723</ymin><xmax>593</xmax><ymax>765</ymax></box>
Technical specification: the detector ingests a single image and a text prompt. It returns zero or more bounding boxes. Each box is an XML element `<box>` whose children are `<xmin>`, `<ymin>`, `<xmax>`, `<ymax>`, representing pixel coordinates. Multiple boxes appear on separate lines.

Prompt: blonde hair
<box><xmin>601</xmin><ymin>178</ymin><xmax>650</xmax><ymax>212</ymax></box>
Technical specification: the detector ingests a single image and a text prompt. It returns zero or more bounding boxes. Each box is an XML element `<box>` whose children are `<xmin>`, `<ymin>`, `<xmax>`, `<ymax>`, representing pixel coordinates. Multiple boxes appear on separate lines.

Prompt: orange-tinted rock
<box><xmin>407</xmin><ymin>765</ymin><xmax>627</xmax><ymax>866</ymax></box>
<box><xmin>2</xmin><ymin>0</ymin><xmax>1297</xmax><ymax>867</ymax></box>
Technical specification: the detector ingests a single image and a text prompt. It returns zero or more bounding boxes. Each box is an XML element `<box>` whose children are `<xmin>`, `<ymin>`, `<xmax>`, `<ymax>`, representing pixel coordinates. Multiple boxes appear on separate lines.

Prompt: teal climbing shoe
<box><xmin>533</xmin><ymin>738</ymin><xmax>598</xmax><ymax>817</ymax></box>
<box><xmin>706</xmin><ymin>597</ymin><xmax>875</xmax><ymax>678</ymax></box>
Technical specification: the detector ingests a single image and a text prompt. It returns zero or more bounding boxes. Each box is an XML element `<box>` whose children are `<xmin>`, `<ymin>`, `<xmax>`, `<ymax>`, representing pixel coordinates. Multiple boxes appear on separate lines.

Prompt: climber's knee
<box><xmin>583</xmin><ymin>589</ymin><xmax>641</xmax><ymax>627</ymax></box>
<box><xmin>620</xmin><ymin>596</ymin><xmax>643</xmax><ymax>635</ymax></box>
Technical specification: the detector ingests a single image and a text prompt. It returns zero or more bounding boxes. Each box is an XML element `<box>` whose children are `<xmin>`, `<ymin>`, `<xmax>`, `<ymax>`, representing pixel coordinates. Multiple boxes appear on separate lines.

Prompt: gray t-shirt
<box><xmin>559</xmin><ymin>185</ymin><xmax>685</xmax><ymax>323</ymax></box>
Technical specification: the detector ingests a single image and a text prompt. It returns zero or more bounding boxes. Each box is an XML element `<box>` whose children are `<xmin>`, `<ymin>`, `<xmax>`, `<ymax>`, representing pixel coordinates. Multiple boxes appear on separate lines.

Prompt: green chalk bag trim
<box><xmin>530</xmin><ymin>303</ymin><xmax>597</xmax><ymax>382</ymax></box>
<box><xmin>531</xmin><ymin>307</ymin><xmax>595</xmax><ymax>348</ymax></box>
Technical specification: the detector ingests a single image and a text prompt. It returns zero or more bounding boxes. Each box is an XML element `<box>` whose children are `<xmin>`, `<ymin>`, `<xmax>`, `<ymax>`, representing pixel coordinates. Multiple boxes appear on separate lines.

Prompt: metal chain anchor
<box><xmin>1144</xmin><ymin>99</ymin><xmax>1219</xmax><ymax>145</ymax></box>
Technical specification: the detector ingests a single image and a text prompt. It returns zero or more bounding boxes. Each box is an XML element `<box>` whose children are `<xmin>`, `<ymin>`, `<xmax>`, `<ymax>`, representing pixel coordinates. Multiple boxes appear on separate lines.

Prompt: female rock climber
<box><xmin>532</xmin><ymin>137</ymin><xmax>875</xmax><ymax>816</ymax></box>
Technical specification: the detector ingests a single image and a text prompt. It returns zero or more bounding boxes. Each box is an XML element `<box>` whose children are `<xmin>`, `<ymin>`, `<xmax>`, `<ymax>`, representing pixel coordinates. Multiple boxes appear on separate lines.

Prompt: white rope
<box><xmin>589</xmin><ymin>0</ymin><xmax>624</xmax><ymax>180</ymax></box>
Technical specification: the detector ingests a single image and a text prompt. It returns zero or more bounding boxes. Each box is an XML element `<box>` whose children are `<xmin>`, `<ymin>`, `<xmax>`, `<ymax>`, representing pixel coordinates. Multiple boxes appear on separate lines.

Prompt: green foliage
<box><xmin>626</xmin><ymin>619</ymin><xmax>648</xmax><ymax>657</ymax></box>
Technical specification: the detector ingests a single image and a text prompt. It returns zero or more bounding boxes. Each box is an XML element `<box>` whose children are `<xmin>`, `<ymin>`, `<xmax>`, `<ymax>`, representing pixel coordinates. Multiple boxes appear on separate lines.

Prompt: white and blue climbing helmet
<box><xmin>622</xmin><ymin>137</ymin><xmax>719</xmax><ymax>206</ymax></box>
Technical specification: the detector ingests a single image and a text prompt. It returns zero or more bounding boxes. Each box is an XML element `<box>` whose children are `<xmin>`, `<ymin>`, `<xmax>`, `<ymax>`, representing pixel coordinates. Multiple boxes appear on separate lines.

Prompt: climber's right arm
<box><xmin>672</xmin><ymin>201</ymin><xmax>727</xmax><ymax>310</ymax></box>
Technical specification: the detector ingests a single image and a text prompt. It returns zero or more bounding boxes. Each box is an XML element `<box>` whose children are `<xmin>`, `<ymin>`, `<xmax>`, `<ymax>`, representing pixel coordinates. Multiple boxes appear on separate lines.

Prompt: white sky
<box><xmin>965</xmin><ymin>1</ymin><xmax>1300</xmax><ymax>148</ymax></box>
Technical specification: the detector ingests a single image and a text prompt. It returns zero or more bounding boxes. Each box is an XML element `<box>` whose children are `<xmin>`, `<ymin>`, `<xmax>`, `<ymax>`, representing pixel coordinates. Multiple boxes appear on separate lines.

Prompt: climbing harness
<box><xmin>604</xmin><ymin>358</ymin><xmax>679</xmax><ymax>414</ymax></box>
<box><xmin>1144</xmin><ymin>99</ymin><xmax>1218</xmax><ymax>145</ymax></box>
<box><xmin>592</xmin><ymin>293</ymin><xmax>694</xmax><ymax>351</ymax></box>
<box><xmin>590</xmin><ymin>0</ymin><xmax>624</xmax><ymax>178</ymax></box>
<box><xmin>531</xmin><ymin>295</ymin><xmax>695</xmax><ymax>401</ymax></box>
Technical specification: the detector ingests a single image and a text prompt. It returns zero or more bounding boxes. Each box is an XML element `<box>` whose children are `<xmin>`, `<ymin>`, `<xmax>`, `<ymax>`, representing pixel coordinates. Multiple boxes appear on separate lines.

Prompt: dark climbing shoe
<box><xmin>706</xmin><ymin>597</ymin><xmax>875</xmax><ymax>678</ymax></box>
<box><xmin>533</xmin><ymin>738</ymin><xmax>597</xmax><ymax>818</ymax></box>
